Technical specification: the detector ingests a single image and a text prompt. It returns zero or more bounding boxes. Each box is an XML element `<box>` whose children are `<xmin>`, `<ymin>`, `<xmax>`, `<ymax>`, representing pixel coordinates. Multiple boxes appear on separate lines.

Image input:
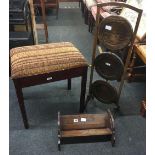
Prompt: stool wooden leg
<box><xmin>84</xmin><ymin>8</ymin><xmax>88</xmax><ymax>25</ymax></box>
<box><xmin>79</xmin><ymin>67</ymin><xmax>88</xmax><ymax>113</ymax></box>
<box><xmin>88</xmin><ymin>12</ymin><xmax>91</xmax><ymax>32</ymax></box>
<box><xmin>68</xmin><ymin>78</ymin><xmax>71</xmax><ymax>90</ymax></box>
<box><xmin>13</xmin><ymin>80</ymin><xmax>29</xmax><ymax>129</ymax></box>
<box><xmin>81</xmin><ymin>2</ymin><xmax>84</xmax><ymax>15</ymax></box>
<box><xmin>79</xmin><ymin>0</ymin><xmax>81</xmax><ymax>8</ymax></box>
<box><xmin>56</xmin><ymin>5</ymin><xmax>59</xmax><ymax>19</ymax></box>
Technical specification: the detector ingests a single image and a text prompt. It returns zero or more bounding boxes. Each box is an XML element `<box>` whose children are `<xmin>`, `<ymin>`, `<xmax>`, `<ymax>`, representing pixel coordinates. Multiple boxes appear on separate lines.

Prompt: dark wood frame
<box><xmin>9</xmin><ymin>1</ymin><xmax>35</xmax><ymax>77</ymax></box>
<box><xmin>33</xmin><ymin>0</ymin><xmax>59</xmax><ymax>19</ymax></box>
<box><xmin>128</xmin><ymin>43</ymin><xmax>146</xmax><ymax>82</ymax></box>
<box><xmin>9</xmin><ymin>0</ymin><xmax>30</xmax><ymax>31</ymax></box>
<box><xmin>88</xmin><ymin>10</ymin><xmax>95</xmax><ymax>32</ymax></box>
<box><xmin>9</xmin><ymin>1</ymin><xmax>35</xmax><ymax>46</ymax></box>
<box><xmin>80</xmin><ymin>0</ymin><xmax>85</xmax><ymax>15</ymax></box>
<box><xmin>140</xmin><ymin>99</ymin><xmax>146</xmax><ymax>118</ymax></box>
<box><xmin>13</xmin><ymin>66</ymin><xmax>88</xmax><ymax>129</ymax></box>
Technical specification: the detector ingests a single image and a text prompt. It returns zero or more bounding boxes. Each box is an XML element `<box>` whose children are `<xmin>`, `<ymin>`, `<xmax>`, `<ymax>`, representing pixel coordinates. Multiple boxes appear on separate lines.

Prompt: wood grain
<box><xmin>60</xmin><ymin>114</ymin><xmax>109</xmax><ymax>130</ymax></box>
<box><xmin>134</xmin><ymin>44</ymin><xmax>146</xmax><ymax>64</ymax></box>
<box><xmin>61</xmin><ymin>128</ymin><xmax>112</xmax><ymax>137</ymax></box>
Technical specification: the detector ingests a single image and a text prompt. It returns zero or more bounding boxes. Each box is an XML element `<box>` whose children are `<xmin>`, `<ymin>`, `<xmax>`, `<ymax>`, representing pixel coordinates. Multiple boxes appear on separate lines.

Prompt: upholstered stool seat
<box><xmin>10</xmin><ymin>42</ymin><xmax>87</xmax><ymax>79</ymax></box>
<box><xmin>11</xmin><ymin>42</ymin><xmax>88</xmax><ymax>129</ymax></box>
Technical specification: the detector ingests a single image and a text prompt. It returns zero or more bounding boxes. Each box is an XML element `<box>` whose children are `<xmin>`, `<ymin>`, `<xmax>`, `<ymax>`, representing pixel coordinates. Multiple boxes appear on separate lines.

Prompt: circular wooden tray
<box><xmin>91</xmin><ymin>80</ymin><xmax>118</xmax><ymax>104</ymax></box>
<box><xmin>98</xmin><ymin>15</ymin><xmax>133</xmax><ymax>50</ymax></box>
<box><xmin>94</xmin><ymin>52</ymin><xmax>124</xmax><ymax>80</ymax></box>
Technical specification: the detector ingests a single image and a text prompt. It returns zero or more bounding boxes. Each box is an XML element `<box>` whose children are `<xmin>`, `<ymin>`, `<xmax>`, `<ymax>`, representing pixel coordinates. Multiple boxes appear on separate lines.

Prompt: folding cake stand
<box><xmin>85</xmin><ymin>2</ymin><xmax>143</xmax><ymax>111</ymax></box>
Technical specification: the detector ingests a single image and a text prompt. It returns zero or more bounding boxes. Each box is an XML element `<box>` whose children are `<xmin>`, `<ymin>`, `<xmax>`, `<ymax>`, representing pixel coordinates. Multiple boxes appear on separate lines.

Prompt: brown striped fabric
<box><xmin>10</xmin><ymin>42</ymin><xmax>88</xmax><ymax>79</ymax></box>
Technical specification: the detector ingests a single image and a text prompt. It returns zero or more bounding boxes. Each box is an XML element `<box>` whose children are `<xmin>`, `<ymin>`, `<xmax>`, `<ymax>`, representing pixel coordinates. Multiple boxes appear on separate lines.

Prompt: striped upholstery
<box><xmin>85</xmin><ymin>0</ymin><xmax>115</xmax><ymax>11</ymax></box>
<box><xmin>10</xmin><ymin>42</ymin><xmax>88</xmax><ymax>79</ymax></box>
<box><xmin>91</xmin><ymin>5</ymin><xmax>111</xmax><ymax>20</ymax></box>
<box><xmin>96</xmin><ymin>0</ymin><xmax>115</xmax><ymax>12</ymax></box>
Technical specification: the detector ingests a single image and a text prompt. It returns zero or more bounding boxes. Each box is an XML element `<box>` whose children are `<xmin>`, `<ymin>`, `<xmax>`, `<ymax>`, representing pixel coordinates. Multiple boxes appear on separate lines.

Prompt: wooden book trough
<box><xmin>58</xmin><ymin>110</ymin><xmax>115</xmax><ymax>150</ymax></box>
